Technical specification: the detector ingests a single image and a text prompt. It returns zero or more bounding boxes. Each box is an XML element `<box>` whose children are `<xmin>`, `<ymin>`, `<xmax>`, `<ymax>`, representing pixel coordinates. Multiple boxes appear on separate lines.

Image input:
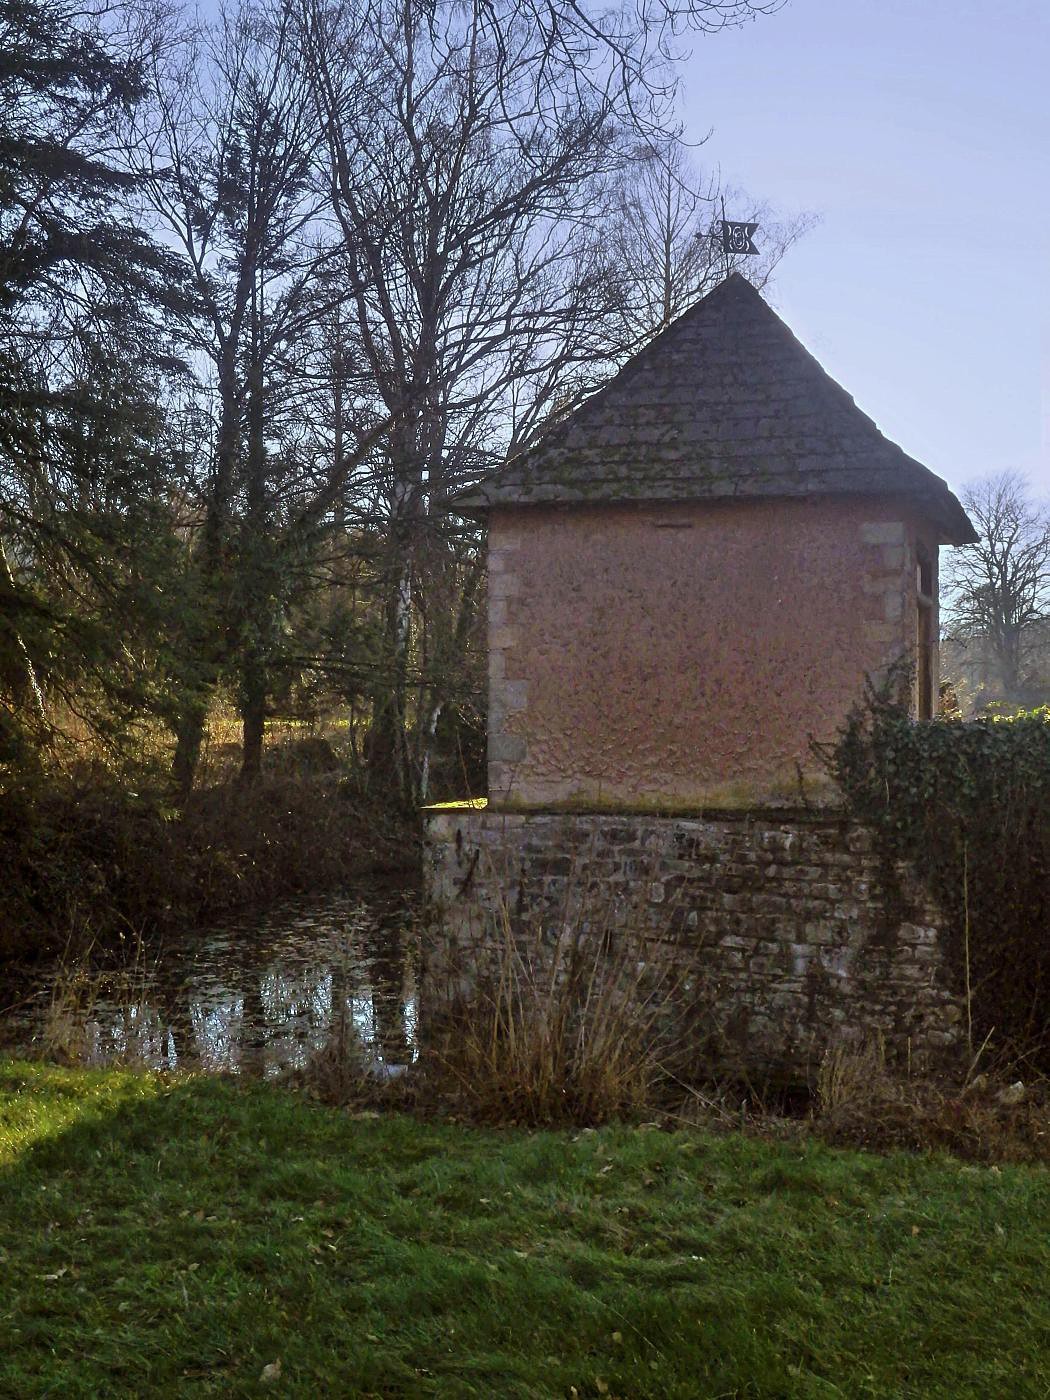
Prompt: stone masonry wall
<box><xmin>423</xmin><ymin>808</ymin><xmax>965</xmax><ymax>1084</ymax></box>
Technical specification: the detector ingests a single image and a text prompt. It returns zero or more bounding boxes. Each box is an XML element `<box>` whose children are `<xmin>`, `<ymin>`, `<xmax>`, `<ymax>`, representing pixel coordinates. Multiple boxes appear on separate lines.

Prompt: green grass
<box><xmin>0</xmin><ymin>1063</ymin><xmax>1047</xmax><ymax>1398</ymax></box>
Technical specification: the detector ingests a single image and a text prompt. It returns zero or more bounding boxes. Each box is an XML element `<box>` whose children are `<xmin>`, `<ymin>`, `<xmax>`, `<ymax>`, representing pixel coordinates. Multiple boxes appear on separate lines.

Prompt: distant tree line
<box><xmin>1</xmin><ymin>0</ymin><xmax>805</xmax><ymax>805</ymax></box>
<box><xmin>943</xmin><ymin>472</ymin><xmax>1050</xmax><ymax>714</ymax></box>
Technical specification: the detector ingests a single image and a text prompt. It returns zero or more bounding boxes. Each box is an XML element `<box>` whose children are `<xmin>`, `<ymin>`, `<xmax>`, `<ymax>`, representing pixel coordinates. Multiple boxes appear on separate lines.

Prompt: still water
<box><xmin>0</xmin><ymin>890</ymin><xmax>418</xmax><ymax>1078</ymax></box>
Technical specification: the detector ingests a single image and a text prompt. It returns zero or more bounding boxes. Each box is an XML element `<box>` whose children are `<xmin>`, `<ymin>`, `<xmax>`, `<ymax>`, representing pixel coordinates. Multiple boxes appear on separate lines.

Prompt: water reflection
<box><xmin>1</xmin><ymin>891</ymin><xmax>418</xmax><ymax>1079</ymax></box>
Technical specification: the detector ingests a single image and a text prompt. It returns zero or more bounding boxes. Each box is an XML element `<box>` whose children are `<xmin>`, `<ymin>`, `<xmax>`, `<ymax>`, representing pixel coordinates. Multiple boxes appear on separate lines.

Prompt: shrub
<box><xmin>817</xmin><ymin>673</ymin><xmax>1050</xmax><ymax>1072</ymax></box>
<box><xmin>0</xmin><ymin>763</ymin><xmax>413</xmax><ymax>963</ymax></box>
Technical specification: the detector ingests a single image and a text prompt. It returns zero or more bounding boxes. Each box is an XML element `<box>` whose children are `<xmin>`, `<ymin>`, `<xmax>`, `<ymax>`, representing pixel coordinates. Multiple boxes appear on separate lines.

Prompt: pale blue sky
<box><xmin>681</xmin><ymin>0</ymin><xmax>1049</xmax><ymax>499</ymax></box>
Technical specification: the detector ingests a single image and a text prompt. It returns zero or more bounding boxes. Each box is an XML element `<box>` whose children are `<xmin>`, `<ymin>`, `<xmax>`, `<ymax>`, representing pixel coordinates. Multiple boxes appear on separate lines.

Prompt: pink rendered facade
<box><xmin>487</xmin><ymin>496</ymin><xmax>941</xmax><ymax>810</ymax></box>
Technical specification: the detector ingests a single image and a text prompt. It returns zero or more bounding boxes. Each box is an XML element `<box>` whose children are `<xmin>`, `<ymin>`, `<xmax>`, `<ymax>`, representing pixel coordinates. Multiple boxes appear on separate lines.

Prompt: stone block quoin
<box><xmin>487</xmin><ymin>524</ymin><xmax>529</xmax><ymax>802</ymax></box>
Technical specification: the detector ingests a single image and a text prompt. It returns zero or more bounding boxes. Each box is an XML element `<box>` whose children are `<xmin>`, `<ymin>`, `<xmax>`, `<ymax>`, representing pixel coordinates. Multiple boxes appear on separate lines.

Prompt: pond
<box><xmin>0</xmin><ymin>888</ymin><xmax>419</xmax><ymax>1079</ymax></box>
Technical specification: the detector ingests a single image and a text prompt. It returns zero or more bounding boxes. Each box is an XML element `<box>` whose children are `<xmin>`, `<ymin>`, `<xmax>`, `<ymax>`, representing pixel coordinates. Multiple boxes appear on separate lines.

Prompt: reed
<box><xmin>428</xmin><ymin>860</ymin><xmax>704</xmax><ymax>1125</ymax></box>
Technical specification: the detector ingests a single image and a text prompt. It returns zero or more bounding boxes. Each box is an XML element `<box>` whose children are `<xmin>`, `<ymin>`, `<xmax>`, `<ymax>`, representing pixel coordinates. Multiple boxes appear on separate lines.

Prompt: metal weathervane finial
<box><xmin>720</xmin><ymin>221</ymin><xmax>760</xmax><ymax>256</ymax></box>
<box><xmin>717</xmin><ymin>196</ymin><xmax>760</xmax><ymax>278</ymax></box>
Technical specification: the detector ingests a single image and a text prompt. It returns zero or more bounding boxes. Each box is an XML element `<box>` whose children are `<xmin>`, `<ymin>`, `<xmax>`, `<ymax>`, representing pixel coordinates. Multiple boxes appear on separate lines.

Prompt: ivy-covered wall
<box><xmin>820</xmin><ymin>690</ymin><xmax>1050</xmax><ymax>1071</ymax></box>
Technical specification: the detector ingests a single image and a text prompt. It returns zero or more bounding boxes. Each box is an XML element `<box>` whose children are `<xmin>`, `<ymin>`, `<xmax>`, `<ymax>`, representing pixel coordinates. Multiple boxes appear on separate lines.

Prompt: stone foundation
<box><xmin>422</xmin><ymin>807</ymin><xmax>965</xmax><ymax>1084</ymax></box>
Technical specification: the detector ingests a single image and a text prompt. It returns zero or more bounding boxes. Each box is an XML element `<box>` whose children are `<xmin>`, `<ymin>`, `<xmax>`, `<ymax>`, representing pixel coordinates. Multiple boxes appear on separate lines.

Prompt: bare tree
<box><xmin>102</xmin><ymin>0</ymin><xmax>791</xmax><ymax>800</ymax></box>
<box><xmin>131</xmin><ymin>0</ymin><xmax>382</xmax><ymax>787</ymax></box>
<box><xmin>297</xmin><ymin>0</ymin><xmax>789</xmax><ymax>799</ymax></box>
<box><xmin>299</xmin><ymin>0</ymin><xmax>631</xmax><ymax>797</ymax></box>
<box><xmin>946</xmin><ymin>471</ymin><xmax>1050</xmax><ymax>705</ymax></box>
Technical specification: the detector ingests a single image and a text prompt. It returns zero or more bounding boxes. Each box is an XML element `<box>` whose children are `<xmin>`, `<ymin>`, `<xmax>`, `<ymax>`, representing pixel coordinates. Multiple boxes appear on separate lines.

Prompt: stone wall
<box><xmin>423</xmin><ymin>807</ymin><xmax>964</xmax><ymax>1084</ymax></box>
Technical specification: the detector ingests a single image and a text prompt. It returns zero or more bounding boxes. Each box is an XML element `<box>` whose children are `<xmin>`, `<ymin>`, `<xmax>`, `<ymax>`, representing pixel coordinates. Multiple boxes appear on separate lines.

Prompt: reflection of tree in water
<box><xmin>13</xmin><ymin>892</ymin><xmax>420</xmax><ymax>1074</ymax></box>
<box><xmin>259</xmin><ymin>964</ymin><xmax>334</xmax><ymax>1075</ymax></box>
<box><xmin>366</xmin><ymin>909</ymin><xmax>412</xmax><ymax>1065</ymax></box>
<box><xmin>154</xmin><ymin>981</ymin><xmax>197</xmax><ymax>1070</ymax></box>
<box><xmin>190</xmin><ymin>996</ymin><xmax>245</xmax><ymax>1072</ymax></box>
<box><xmin>242</xmin><ymin>969</ymin><xmax>279</xmax><ymax>1075</ymax></box>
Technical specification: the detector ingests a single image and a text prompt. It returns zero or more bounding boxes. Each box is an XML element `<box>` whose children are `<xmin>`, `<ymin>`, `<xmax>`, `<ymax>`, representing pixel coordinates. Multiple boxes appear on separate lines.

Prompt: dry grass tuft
<box><xmin>816</xmin><ymin>1035</ymin><xmax>891</xmax><ymax>1115</ymax></box>
<box><xmin>286</xmin><ymin>1003</ymin><xmax>421</xmax><ymax>1114</ymax></box>
<box><xmin>427</xmin><ymin>873</ymin><xmax>702</xmax><ymax>1126</ymax></box>
<box><xmin>812</xmin><ymin>1039</ymin><xmax>1049</xmax><ymax>1163</ymax></box>
<box><xmin>41</xmin><ymin>938</ymin><xmax>163</xmax><ymax>1068</ymax></box>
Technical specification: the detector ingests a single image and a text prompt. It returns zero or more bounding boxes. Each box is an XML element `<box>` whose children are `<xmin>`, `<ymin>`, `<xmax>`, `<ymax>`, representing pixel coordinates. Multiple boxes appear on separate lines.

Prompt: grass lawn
<box><xmin>0</xmin><ymin>1062</ymin><xmax>1047</xmax><ymax>1398</ymax></box>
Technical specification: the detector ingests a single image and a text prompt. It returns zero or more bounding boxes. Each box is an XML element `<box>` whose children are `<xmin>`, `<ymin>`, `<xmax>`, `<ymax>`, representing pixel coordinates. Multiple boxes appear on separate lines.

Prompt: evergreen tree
<box><xmin>0</xmin><ymin>0</ymin><xmax>191</xmax><ymax>765</ymax></box>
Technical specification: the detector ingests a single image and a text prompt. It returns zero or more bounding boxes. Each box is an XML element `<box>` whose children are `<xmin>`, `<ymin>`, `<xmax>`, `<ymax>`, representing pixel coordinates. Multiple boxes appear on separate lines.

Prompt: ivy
<box><xmin>817</xmin><ymin>669</ymin><xmax>1050</xmax><ymax>1072</ymax></box>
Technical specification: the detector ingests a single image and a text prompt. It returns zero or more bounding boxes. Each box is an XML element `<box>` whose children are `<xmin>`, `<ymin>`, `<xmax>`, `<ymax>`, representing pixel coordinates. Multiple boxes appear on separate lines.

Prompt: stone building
<box><xmin>425</xmin><ymin>274</ymin><xmax>977</xmax><ymax>1081</ymax></box>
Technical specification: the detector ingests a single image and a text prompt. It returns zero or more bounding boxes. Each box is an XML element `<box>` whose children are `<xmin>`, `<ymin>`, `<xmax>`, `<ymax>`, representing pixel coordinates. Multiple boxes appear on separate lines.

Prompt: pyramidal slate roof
<box><xmin>455</xmin><ymin>273</ymin><xmax>976</xmax><ymax>544</ymax></box>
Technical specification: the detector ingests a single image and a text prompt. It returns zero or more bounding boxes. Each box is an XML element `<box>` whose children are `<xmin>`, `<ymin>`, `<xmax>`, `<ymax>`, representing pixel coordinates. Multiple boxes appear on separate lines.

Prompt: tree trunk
<box><xmin>414</xmin><ymin>551</ymin><xmax>483</xmax><ymax>798</ymax></box>
<box><xmin>240</xmin><ymin>656</ymin><xmax>266</xmax><ymax>784</ymax></box>
<box><xmin>997</xmin><ymin>626</ymin><xmax>1023</xmax><ymax>703</ymax></box>
<box><xmin>369</xmin><ymin>513</ymin><xmax>414</xmax><ymax>801</ymax></box>
<box><xmin>418</xmin><ymin>701</ymin><xmax>441</xmax><ymax>803</ymax></box>
<box><xmin>172</xmin><ymin>703</ymin><xmax>207</xmax><ymax>802</ymax></box>
<box><xmin>238</xmin><ymin>278</ymin><xmax>269</xmax><ymax>785</ymax></box>
<box><xmin>170</xmin><ymin>348</ymin><xmax>242</xmax><ymax>796</ymax></box>
<box><xmin>0</xmin><ymin>539</ymin><xmax>47</xmax><ymax>731</ymax></box>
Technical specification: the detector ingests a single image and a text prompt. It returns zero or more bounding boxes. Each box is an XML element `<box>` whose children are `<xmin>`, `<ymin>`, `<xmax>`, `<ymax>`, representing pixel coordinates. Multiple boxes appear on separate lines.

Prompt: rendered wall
<box><xmin>488</xmin><ymin>498</ymin><xmax>939</xmax><ymax>809</ymax></box>
<box><xmin>423</xmin><ymin>809</ymin><xmax>964</xmax><ymax>1083</ymax></box>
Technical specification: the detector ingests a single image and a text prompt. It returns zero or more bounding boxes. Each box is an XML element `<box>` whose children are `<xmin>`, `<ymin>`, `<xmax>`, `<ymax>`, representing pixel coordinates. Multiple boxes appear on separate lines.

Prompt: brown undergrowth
<box><xmin>285</xmin><ymin>974</ymin><xmax>1050</xmax><ymax>1160</ymax></box>
<box><xmin>26</xmin><ymin>950</ymin><xmax>1049</xmax><ymax>1163</ymax></box>
<box><xmin>288</xmin><ymin>1033</ymin><xmax>1050</xmax><ymax>1164</ymax></box>
<box><xmin>290</xmin><ymin>863</ymin><xmax>1050</xmax><ymax>1160</ymax></box>
<box><xmin>807</xmin><ymin>1038</ymin><xmax>1049</xmax><ymax>1164</ymax></box>
<box><xmin>37</xmin><ymin>934</ymin><xmax>160</xmax><ymax>1067</ymax></box>
<box><xmin>13</xmin><ymin>831</ymin><xmax>1048</xmax><ymax>1162</ymax></box>
<box><xmin>0</xmin><ymin>757</ymin><xmax>413</xmax><ymax>964</ymax></box>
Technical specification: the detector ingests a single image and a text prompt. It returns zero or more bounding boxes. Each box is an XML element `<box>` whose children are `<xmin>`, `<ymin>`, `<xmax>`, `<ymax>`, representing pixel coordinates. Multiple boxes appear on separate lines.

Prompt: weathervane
<box><xmin>717</xmin><ymin>196</ymin><xmax>759</xmax><ymax>278</ymax></box>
